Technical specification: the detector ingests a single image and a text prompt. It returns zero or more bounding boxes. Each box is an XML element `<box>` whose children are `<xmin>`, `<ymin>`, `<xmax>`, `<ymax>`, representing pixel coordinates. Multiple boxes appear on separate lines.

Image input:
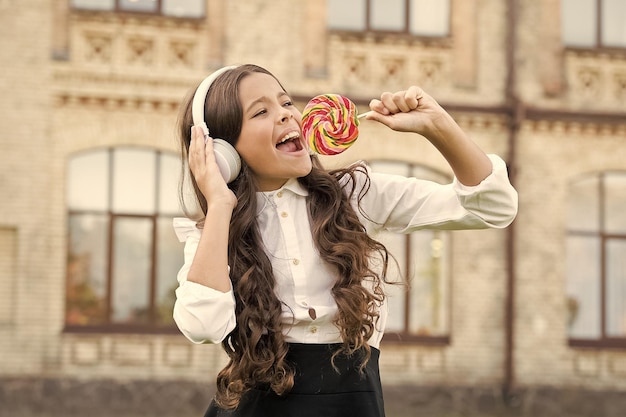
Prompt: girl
<box><xmin>173</xmin><ymin>64</ymin><xmax>517</xmax><ymax>417</ymax></box>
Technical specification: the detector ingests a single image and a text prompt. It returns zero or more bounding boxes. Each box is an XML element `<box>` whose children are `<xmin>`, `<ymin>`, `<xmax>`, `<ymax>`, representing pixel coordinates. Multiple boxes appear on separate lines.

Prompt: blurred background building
<box><xmin>0</xmin><ymin>1</ymin><xmax>625</xmax><ymax>416</ymax></box>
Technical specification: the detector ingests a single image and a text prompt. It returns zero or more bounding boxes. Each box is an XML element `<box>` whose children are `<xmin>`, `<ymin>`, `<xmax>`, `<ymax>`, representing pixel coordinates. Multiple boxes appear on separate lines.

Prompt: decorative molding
<box><xmin>126</xmin><ymin>36</ymin><xmax>155</xmax><ymax>66</ymax></box>
<box><xmin>54</xmin><ymin>94</ymin><xmax>180</xmax><ymax>113</ymax></box>
<box><xmin>83</xmin><ymin>32</ymin><xmax>113</xmax><ymax>64</ymax></box>
<box><xmin>111</xmin><ymin>338</ymin><xmax>153</xmax><ymax>366</ymax></box>
<box><xmin>565</xmin><ymin>51</ymin><xmax>626</xmax><ymax>109</ymax></box>
<box><xmin>70</xmin><ymin>338</ymin><xmax>103</xmax><ymax>366</ymax></box>
<box><xmin>573</xmin><ymin>353</ymin><xmax>600</xmax><ymax>377</ymax></box>
<box><xmin>162</xmin><ymin>342</ymin><xmax>193</xmax><ymax>368</ymax></box>
<box><xmin>168</xmin><ymin>39</ymin><xmax>196</xmax><ymax>69</ymax></box>
<box><xmin>524</xmin><ymin>119</ymin><xmax>626</xmax><ymax>136</ymax></box>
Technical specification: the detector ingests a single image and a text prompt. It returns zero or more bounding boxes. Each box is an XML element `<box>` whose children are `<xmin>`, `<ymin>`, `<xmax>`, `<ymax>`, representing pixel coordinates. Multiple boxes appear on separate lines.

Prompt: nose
<box><xmin>279</xmin><ymin>108</ymin><xmax>293</xmax><ymax>124</ymax></box>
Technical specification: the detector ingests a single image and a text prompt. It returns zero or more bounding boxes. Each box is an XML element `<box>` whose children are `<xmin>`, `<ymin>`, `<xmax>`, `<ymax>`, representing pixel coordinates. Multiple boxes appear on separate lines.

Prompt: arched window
<box><xmin>65</xmin><ymin>147</ymin><xmax>184</xmax><ymax>332</ymax></box>
<box><xmin>367</xmin><ymin>160</ymin><xmax>451</xmax><ymax>343</ymax></box>
<box><xmin>567</xmin><ymin>172</ymin><xmax>626</xmax><ymax>347</ymax></box>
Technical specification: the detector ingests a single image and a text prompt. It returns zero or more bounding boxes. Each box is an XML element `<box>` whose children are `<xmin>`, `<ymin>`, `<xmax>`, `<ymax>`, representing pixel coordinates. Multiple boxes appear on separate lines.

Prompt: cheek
<box><xmin>235</xmin><ymin>142</ymin><xmax>271</xmax><ymax>174</ymax></box>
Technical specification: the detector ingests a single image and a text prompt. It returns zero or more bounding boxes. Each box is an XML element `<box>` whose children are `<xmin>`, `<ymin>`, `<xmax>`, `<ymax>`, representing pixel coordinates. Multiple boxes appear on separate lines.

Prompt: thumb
<box><xmin>363</xmin><ymin>110</ymin><xmax>394</xmax><ymax>128</ymax></box>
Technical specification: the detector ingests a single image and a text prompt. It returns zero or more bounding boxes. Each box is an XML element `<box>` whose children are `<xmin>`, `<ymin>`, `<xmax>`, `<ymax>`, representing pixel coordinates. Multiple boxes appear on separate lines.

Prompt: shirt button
<box><xmin>292</xmin><ymin>258</ymin><xmax>300</xmax><ymax>265</ymax></box>
<box><xmin>277</xmin><ymin>191</ymin><xmax>283</xmax><ymax>198</ymax></box>
<box><xmin>309</xmin><ymin>326</ymin><xmax>318</xmax><ymax>334</ymax></box>
<box><xmin>281</xmin><ymin>212</ymin><xmax>288</xmax><ymax>218</ymax></box>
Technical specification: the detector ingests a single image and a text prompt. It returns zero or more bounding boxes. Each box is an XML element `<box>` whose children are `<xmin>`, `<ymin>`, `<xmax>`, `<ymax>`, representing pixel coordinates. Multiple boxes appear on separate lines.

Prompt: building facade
<box><xmin>0</xmin><ymin>1</ymin><xmax>625</xmax><ymax>416</ymax></box>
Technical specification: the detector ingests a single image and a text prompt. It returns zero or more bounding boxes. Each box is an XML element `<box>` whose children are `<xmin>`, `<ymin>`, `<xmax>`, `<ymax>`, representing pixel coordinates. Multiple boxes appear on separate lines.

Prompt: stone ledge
<box><xmin>1</xmin><ymin>377</ymin><xmax>626</xmax><ymax>417</ymax></box>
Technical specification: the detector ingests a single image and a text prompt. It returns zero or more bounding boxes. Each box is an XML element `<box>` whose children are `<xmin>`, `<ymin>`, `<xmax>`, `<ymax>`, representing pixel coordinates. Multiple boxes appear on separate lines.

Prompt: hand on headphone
<box><xmin>189</xmin><ymin>124</ymin><xmax>237</xmax><ymax>211</ymax></box>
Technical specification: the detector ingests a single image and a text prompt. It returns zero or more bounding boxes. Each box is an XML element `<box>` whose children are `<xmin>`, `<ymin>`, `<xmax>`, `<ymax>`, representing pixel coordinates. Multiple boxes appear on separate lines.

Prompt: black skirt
<box><xmin>204</xmin><ymin>343</ymin><xmax>385</xmax><ymax>417</ymax></box>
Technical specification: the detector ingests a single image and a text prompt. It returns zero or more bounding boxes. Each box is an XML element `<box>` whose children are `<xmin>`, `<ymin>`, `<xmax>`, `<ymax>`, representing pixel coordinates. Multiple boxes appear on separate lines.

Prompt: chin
<box><xmin>295</xmin><ymin>161</ymin><xmax>313</xmax><ymax>177</ymax></box>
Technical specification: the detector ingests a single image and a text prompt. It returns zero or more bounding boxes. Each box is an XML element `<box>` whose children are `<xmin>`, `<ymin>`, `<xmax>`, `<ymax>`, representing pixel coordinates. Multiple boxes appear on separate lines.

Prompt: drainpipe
<box><xmin>503</xmin><ymin>0</ymin><xmax>521</xmax><ymax>405</ymax></box>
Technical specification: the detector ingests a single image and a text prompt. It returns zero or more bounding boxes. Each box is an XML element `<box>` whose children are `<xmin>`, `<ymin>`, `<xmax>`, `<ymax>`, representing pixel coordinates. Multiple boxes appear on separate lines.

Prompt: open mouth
<box><xmin>276</xmin><ymin>131</ymin><xmax>304</xmax><ymax>153</ymax></box>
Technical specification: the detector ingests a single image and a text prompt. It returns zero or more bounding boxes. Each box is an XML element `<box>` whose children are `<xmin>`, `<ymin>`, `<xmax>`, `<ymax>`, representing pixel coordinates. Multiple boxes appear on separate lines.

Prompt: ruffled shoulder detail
<box><xmin>172</xmin><ymin>217</ymin><xmax>201</xmax><ymax>242</ymax></box>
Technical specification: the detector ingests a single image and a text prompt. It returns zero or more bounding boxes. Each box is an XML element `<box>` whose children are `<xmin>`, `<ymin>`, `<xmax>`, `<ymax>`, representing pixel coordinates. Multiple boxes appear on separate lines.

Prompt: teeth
<box><xmin>279</xmin><ymin>131</ymin><xmax>300</xmax><ymax>144</ymax></box>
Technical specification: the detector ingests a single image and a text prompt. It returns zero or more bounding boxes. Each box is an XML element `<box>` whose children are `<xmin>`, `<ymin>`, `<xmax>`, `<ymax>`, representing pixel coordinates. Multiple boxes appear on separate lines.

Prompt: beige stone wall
<box><xmin>0</xmin><ymin>0</ymin><xmax>625</xmax><ymax>412</ymax></box>
<box><xmin>514</xmin><ymin>120</ymin><xmax>626</xmax><ymax>389</ymax></box>
<box><xmin>0</xmin><ymin>0</ymin><xmax>57</xmax><ymax>375</ymax></box>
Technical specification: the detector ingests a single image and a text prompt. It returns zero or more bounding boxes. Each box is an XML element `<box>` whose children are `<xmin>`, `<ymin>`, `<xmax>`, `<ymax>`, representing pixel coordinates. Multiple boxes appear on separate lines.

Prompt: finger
<box><xmin>189</xmin><ymin>126</ymin><xmax>209</xmax><ymax>176</ymax></box>
<box><xmin>189</xmin><ymin>126</ymin><xmax>204</xmax><ymax>156</ymax></box>
<box><xmin>380</xmin><ymin>92</ymin><xmax>400</xmax><ymax>114</ymax></box>
<box><xmin>368</xmin><ymin>99</ymin><xmax>390</xmax><ymax>116</ymax></box>
<box><xmin>404</xmin><ymin>86</ymin><xmax>422</xmax><ymax>110</ymax></box>
<box><xmin>392</xmin><ymin>91</ymin><xmax>411</xmax><ymax>113</ymax></box>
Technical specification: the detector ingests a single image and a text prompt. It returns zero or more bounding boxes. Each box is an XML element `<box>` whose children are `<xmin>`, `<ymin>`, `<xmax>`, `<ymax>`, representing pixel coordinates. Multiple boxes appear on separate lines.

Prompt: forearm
<box><xmin>186</xmin><ymin>204</ymin><xmax>233</xmax><ymax>292</ymax></box>
<box><xmin>425</xmin><ymin>112</ymin><xmax>493</xmax><ymax>186</ymax></box>
<box><xmin>366</xmin><ymin>87</ymin><xmax>494</xmax><ymax>186</ymax></box>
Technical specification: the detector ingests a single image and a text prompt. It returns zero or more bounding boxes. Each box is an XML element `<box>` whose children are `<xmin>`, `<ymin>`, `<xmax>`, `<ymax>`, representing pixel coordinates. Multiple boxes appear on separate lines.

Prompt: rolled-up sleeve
<box><xmin>172</xmin><ymin>218</ymin><xmax>237</xmax><ymax>344</ymax></box>
<box><xmin>356</xmin><ymin>154</ymin><xmax>518</xmax><ymax>233</ymax></box>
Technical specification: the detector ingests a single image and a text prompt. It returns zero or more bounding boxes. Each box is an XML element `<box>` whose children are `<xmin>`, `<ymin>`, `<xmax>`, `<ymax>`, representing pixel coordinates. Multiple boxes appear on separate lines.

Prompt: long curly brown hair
<box><xmin>177</xmin><ymin>64</ymin><xmax>391</xmax><ymax>409</ymax></box>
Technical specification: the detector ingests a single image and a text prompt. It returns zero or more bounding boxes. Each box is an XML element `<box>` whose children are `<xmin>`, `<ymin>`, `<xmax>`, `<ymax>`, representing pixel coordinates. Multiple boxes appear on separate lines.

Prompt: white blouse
<box><xmin>172</xmin><ymin>154</ymin><xmax>518</xmax><ymax>348</ymax></box>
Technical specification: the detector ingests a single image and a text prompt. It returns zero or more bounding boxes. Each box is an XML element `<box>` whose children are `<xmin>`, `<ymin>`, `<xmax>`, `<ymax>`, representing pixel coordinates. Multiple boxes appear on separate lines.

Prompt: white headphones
<box><xmin>191</xmin><ymin>66</ymin><xmax>242</xmax><ymax>183</ymax></box>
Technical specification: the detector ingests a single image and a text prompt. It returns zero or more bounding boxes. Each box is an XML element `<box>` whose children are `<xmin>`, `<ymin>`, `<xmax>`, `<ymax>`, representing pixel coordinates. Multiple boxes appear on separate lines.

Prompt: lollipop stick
<box><xmin>357</xmin><ymin>111</ymin><xmax>372</xmax><ymax>119</ymax></box>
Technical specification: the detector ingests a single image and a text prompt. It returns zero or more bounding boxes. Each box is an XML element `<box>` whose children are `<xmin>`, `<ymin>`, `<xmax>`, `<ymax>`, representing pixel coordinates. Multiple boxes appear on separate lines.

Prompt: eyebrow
<box><xmin>245</xmin><ymin>91</ymin><xmax>290</xmax><ymax>115</ymax></box>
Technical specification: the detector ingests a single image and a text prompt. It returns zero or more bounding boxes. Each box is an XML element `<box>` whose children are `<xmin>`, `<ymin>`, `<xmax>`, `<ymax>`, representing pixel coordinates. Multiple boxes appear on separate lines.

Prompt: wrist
<box><xmin>206</xmin><ymin>201</ymin><xmax>235</xmax><ymax>216</ymax></box>
<box><xmin>425</xmin><ymin>111</ymin><xmax>463</xmax><ymax>144</ymax></box>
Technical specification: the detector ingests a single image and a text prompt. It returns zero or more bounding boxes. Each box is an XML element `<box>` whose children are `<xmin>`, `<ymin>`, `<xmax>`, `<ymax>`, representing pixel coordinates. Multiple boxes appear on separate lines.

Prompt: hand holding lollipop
<box><xmin>301</xmin><ymin>94</ymin><xmax>366</xmax><ymax>155</ymax></box>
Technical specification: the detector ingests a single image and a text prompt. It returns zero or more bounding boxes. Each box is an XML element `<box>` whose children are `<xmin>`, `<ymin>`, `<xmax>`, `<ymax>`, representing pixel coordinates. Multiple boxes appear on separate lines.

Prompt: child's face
<box><xmin>235</xmin><ymin>72</ymin><xmax>312</xmax><ymax>191</ymax></box>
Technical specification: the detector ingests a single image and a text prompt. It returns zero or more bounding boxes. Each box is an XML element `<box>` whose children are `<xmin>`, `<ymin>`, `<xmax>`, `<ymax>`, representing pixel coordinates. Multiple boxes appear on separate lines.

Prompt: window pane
<box><xmin>155</xmin><ymin>217</ymin><xmax>183</xmax><ymax>325</ymax></box>
<box><xmin>112</xmin><ymin>148</ymin><xmax>156</xmax><ymax>214</ymax></box>
<box><xmin>562</xmin><ymin>0</ymin><xmax>597</xmax><ymax>47</ymax></box>
<box><xmin>602</xmin><ymin>0</ymin><xmax>626</xmax><ymax>47</ymax></box>
<box><xmin>163</xmin><ymin>0</ymin><xmax>204</xmax><ymax>17</ymax></box>
<box><xmin>567</xmin><ymin>175</ymin><xmax>600</xmax><ymax>232</ymax></box>
<box><xmin>371</xmin><ymin>0</ymin><xmax>405</xmax><ymax>31</ymax></box>
<box><xmin>68</xmin><ymin>150</ymin><xmax>109</xmax><ymax>211</ymax></box>
<box><xmin>66</xmin><ymin>214</ymin><xmax>108</xmax><ymax>325</ymax></box>
<box><xmin>409</xmin><ymin>231</ymin><xmax>449</xmax><ymax>336</ymax></box>
<box><xmin>606</xmin><ymin>239</ymin><xmax>626</xmax><ymax>337</ymax></box>
<box><xmin>369</xmin><ymin>160</ymin><xmax>450</xmax><ymax>337</ymax></box>
<box><xmin>120</xmin><ymin>0</ymin><xmax>157</xmax><ymax>13</ymax></box>
<box><xmin>111</xmin><ymin>217</ymin><xmax>152</xmax><ymax>323</ymax></box>
<box><xmin>71</xmin><ymin>0</ymin><xmax>114</xmax><ymax>10</ymax></box>
<box><xmin>410</xmin><ymin>0</ymin><xmax>450</xmax><ymax>36</ymax></box>
<box><xmin>158</xmin><ymin>153</ymin><xmax>183</xmax><ymax>215</ymax></box>
<box><xmin>604</xmin><ymin>173</ymin><xmax>626</xmax><ymax>234</ymax></box>
<box><xmin>328</xmin><ymin>0</ymin><xmax>367</xmax><ymax>31</ymax></box>
<box><xmin>566</xmin><ymin>235</ymin><xmax>601</xmax><ymax>338</ymax></box>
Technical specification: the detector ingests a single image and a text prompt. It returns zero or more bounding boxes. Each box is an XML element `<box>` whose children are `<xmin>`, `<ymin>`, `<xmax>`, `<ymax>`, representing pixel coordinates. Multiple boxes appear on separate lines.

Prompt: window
<box><xmin>562</xmin><ymin>0</ymin><xmax>626</xmax><ymax>48</ymax></box>
<box><xmin>567</xmin><ymin>172</ymin><xmax>626</xmax><ymax>347</ymax></box>
<box><xmin>70</xmin><ymin>0</ymin><xmax>205</xmax><ymax>18</ymax></box>
<box><xmin>327</xmin><ymin>0</ymin><xmax>450</xmax><ymax>37</ymax></box>
<box><xmin>368</xmin><ymin>160</ymin><xmax>451</xmax><ymax>342</ymax></box>
<box><xmin>65</xmin><ymin>148</ymin><xmax>185</xmax><ymax>332</ymax></box>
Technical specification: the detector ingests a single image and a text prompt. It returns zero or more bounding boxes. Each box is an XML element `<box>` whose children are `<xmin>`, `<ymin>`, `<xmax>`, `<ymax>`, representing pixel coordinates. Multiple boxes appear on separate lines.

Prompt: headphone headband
<box><xmin>190</xmin><ymin>65</ymin><xmax>242</xmax><ymax>184</ymax></box>
<box><xmin>191</xmin><ymin>65</ymin><xmax>238</xmax><ymax>135</ymax></box>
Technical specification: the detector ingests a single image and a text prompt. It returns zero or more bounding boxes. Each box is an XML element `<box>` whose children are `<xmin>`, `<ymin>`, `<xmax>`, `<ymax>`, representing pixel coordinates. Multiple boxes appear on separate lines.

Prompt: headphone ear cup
<box><xmin>213</xmin><ymin>139</ymin><xmax>241</xmax><ymax>184</ymax></box>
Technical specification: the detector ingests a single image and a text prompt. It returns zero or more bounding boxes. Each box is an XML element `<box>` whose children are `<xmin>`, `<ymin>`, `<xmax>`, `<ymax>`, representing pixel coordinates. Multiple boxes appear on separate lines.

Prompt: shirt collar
<box><xmin>255</xmin><ymin>178</ymin><xmax>309</xmax><ymax>212</ymax></box>
<box><xmin>281</xmin><ymin>177</ymin><xmax>309</xmax><ymax>197</ymax></box>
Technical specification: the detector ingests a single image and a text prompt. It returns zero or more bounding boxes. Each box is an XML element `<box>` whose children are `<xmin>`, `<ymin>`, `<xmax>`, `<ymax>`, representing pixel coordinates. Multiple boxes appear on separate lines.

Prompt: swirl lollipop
<box><xmin>302</xmin><ymin>94</ymin><xmax>363</xmax><ymax>155</ymax></box>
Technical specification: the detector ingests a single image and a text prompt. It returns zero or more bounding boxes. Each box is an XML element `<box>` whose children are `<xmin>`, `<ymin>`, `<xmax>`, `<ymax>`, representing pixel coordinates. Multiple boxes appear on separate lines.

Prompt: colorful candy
<box><xmin>302</xmin><ymin>94</ymin><xmax>360</xmax><ymax>155</ymax></box>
